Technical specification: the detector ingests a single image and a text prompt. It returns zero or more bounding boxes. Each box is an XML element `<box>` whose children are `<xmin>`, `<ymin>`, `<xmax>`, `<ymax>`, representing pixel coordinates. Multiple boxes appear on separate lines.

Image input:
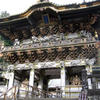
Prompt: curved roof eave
<box><xmin>0</xmin><ymin>1</ymin><xmax>100</xmax><ymax>24</ymax></box>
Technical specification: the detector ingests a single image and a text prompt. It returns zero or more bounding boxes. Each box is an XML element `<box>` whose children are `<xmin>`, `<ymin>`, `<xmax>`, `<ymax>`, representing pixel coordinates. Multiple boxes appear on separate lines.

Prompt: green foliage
<box><xmin>0</xmin><ymin>11</ymin><xmax>10</xmax><ymax>18</ymax></box>
<box><xmin>0</xmin><ymin>35</ymin><xmax>11</xmax><ymax>46</ymax></box>
<box><xmin>4</xmin><ymin>39</ymin><xmax>11</xmax><ymax>46</ymax></box>
<box><xmin>0</xmin><ymin>58</ymin><xmax>3</xmax><ymax>62</ymax></box>
<box><xmin>0</xmin><ymin>11</ymin><xmax>10</xmax><ymax>45</ymax></box>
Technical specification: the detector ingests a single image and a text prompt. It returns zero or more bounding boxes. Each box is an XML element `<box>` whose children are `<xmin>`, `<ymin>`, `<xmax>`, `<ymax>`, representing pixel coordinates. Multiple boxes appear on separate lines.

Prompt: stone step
<box><xmin>0</xmin><ymin>98</ymin><xmax>78</xmax><ymax>100</ymax></box>
<box><xmin>19</xmin><ymin>98</ymin><xmax>78</xmax><ymax>100</ymax></box>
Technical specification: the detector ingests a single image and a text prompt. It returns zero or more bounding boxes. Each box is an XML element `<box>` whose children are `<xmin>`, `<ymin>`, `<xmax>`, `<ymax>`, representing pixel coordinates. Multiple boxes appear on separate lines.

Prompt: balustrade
<box><xmin>1</xmin><ymin>37</ymin><xmax>96</xmax><ymax>52</ymax></box>
<box><xmin>0</xmin><ymin>84</ymin><xmax>83</xmax><ymax>100</ymax></box>
<box><xmin>65</xmin><ymin>85</ymin><xmax>82</xmax><ymax>98</ymax></box>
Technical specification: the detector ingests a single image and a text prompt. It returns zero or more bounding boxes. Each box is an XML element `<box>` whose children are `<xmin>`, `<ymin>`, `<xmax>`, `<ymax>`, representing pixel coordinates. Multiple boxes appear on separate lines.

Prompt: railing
<box><xmin>0</xmin><ymin>84</ymin><xmax>83</xmax><ymax>100</ymax></box>
<box><xmin>79</xmin><ymin>84</ymin><xmax>100</xmax><ymax>100</ymax></box>
<box><xmin>1</xmin><ymin>37</ymin><xmax>96</xmax><ymax>52</ymax></box>
<box><xmin>64</xmin><ymin>85</ymin><xmax>82</xmax><ymax>98</ymax></box>
<box><xmin>0</xmin><ymin>86</ymin><xmax>17</xmax><ymax>100</ymax></box>
<box><xmin>0</xmin><ymin>83</ymin><xmax>62</xmax><ymax>100</ymax></box>
<box><xmin>18</xmin><ymin>83</ymin><xmax>59</xmax><ymax>98</ymax></box>
<box><xmin>0</xmin><ymin>84</ymin><xmax>84</xmax><ymax>100</ymax></box>
<box><xmin>79</xmin><ymin>90</ymin><xmax>87</xmax><ymax>100</ymax></box>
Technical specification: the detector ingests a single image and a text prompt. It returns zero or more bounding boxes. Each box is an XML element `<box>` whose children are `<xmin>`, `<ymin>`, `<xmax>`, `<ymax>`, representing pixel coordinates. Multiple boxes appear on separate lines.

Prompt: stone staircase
<box><xmin>0</xmin><ymin>98</ymin><xmax>78</xmax><ymax>100</ymax></box>
<box><xmin>19</xmin><ymin>98</ymin><xmax>78</xmax><ymax>100</ymax></box>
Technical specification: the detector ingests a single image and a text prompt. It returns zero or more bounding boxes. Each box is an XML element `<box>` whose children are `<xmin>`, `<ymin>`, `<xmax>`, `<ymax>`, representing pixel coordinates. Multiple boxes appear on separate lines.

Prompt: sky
<box><xmin>0</xmin><ymin>0</ymin><xmax>95</xmax><ymax>15</ymax></box>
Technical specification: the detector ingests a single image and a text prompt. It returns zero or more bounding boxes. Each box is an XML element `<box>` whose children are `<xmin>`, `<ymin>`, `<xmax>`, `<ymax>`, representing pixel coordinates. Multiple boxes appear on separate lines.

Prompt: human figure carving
<box><xmin>71</xmin><ymin>75</ymin><xmax>81</xmax><ymax>85</ymax></box>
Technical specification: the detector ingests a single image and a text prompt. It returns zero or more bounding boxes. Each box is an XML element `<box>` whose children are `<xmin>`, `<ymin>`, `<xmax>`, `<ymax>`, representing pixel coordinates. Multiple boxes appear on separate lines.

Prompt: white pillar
<box><xmin>38</xmin><ymin>77</ymin><xmax>43</xmax><ymax>90</ymax></box>
<box><xmin>87</xmin><ymin>78</ymin><xmax>92</xmax><ymax>89</ymax></box>
<box><xmin>38</xmin><ymin>76</ymin><xmax>43</xmax><ymax>98</ymax></box>
<box><xmin>86</xmin><ymin>66</ymin><xmax>92</xmax><ymax>89</ymax></box>
<box><xmin>61</xmin><ymin>61</ymin><xmax>66</xmax><ymax>97</ymax></box>
<box><xmin>8</xmin><ymin>72</ymin><xmax>14</xmax><ymax>89</ymax></box>
<box><xmin>29</xmin><ymin>69</ymin><xmax>35</xmax><ymax>91</ymax></box>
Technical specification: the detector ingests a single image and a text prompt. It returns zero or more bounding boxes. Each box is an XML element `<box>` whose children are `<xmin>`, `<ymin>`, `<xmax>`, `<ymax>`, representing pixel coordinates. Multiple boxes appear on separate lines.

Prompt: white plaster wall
<box><xmin>48</xmin><ymin>79</ymin><xmax>61</xmax><ymax>88</ymax></box>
